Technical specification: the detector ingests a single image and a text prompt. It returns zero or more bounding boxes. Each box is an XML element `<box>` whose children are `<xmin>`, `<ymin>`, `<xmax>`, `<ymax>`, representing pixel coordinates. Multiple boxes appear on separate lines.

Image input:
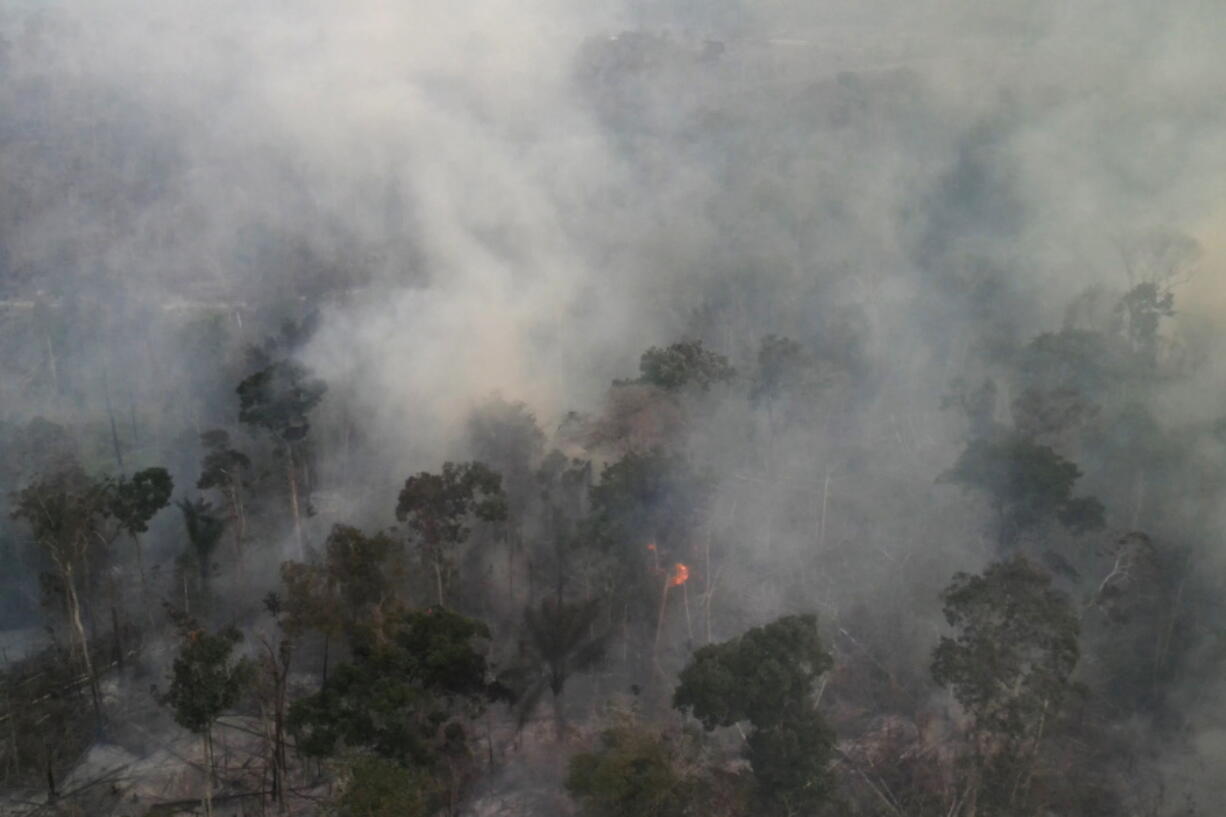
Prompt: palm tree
<box><xmin>177</xmin><ymin>497</ymin><xmax>225</xmax><ymax>607</ymax></box>
<box><xmin>512</xmin><ymin>597</ymin><xmax>608</xmax><ymax>739</ymax></box>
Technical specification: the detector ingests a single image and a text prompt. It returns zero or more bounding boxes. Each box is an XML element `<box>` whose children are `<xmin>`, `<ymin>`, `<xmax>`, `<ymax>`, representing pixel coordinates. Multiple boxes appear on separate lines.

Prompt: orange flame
<box><xmin>669</xmin><ymin>563</ymin><xmax>690</xmax><ymax>587</ymax></box>
<box><xmin>646</xmin><ymin>543</ymin><xmax>656</xmax><ymax>551</ymax></box>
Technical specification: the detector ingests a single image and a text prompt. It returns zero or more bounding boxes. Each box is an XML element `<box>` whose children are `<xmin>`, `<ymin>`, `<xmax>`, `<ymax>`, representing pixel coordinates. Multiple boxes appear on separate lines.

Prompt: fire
<box><xmin>669</xmin><ymin>562</ymin><xmax>690</xmax><ymax>587</ymax></box>
<box><xmin>646</xmin><ymin>543</ymin><xmax>656</xmax><ymax>551</ymax></box>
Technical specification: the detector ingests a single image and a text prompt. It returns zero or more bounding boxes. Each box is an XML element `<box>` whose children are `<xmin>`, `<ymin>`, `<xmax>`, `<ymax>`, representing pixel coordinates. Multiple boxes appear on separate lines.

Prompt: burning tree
<box><xmin>589</xmin><ymin>450</ymin><xmax>709</xmax><ymax>606</ymax></box>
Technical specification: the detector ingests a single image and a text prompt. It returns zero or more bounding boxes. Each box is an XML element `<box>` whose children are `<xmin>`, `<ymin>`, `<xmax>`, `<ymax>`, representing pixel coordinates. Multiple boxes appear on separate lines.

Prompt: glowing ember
<box><xmin>669</xmin><ymin>562</ymin><xmax>690</xmax><ymax>587</ymax></box>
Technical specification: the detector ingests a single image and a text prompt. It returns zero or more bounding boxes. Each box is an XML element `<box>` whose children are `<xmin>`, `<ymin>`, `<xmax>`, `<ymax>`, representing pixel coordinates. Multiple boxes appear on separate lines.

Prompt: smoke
<box><xmin>5</xmin><ymin>0</ymin><xmax>1226</xmax><ymax>808</ymax></box>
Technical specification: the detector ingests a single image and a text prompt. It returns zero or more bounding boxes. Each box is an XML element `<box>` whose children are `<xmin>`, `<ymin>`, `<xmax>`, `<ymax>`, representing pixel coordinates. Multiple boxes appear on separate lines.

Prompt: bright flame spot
<box><xmin>646</xmin><ymin>543</ymin><xmax>656</xmax><ymax>551</ymax></box>
<box><xmin>669</xmin><ymin>563</ymin><xmax>690</xmax><ymax>587</ymax></box>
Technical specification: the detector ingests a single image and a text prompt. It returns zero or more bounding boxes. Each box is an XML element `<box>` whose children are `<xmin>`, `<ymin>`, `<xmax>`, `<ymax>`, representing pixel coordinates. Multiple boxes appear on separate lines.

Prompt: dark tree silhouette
<box><xmin>396</xmin><ymin>462</ymin><xmax>507</xmax><ymax>606</ymax></box>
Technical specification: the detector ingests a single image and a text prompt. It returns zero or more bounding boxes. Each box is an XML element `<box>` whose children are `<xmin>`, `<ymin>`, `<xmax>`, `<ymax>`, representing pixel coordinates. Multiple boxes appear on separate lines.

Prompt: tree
<box><xmin>942</xmin><ymin>435</ymin><xmax>1105</xmax><ymax>546</ymax></box>
<box><xmin>466</xmin><ymin>398</ymin><xmax>546</xmax><ymax>604</ymax></box>
<box><xmin>395</xmin><ymin>462</ymin><xmax>507</xmax><ymax>606</ymax></box>
<box><xmin>159</xmin><ymin>609</ymin><xmax>253</xmax><ymax>817</ymax></box>
<box><xmin>280</xmin><ymin>559</ymin><xmax>342</xmax><ymax>686</ymax></box>
<box><xmin>197</xmin><ymin>429</ymin><xmax>251</xmax><ymax>563</ymax></box>
<box><xmin>322</xmin><ymin>524</ymin><xmax>407</xmax><ymax>641</ymax></box>
<box><xmin>588</xmin><ymin>449</ymin><xmax>710</xmax><ymax>582</ymax></box>
<box><xmin>1114</xmin><ymin>282</ymin><xmax>1174</xmax><ymax>365</ymax></box>
<box><xmin>237</xmin><ymin>360</ymin><xmax>327</xmax><ymax>554</ymax></box>
<box><xmin>511</xmin><ymin>597</ymin><xmax>608</xmax><ymax>737</ymax></box>
<box><xmin>13</xmin><ymin>467</ymin><xmax>119</xmax><ymax>724</ymax></box>
<box><xmin>674</xmin><ymin>614</ymin><xmax>835</xmax><ymax>816</ymax></box>
<box><xmin>277</xmin><ymin>524</ymin><xmax>406</xmax><ymax>687</ymax></box>
<box><xmin>566</xmin><ymin>724</ymin><xmax>692</xmax><ymax>817</ymax></box>
<box><xmin>941</xmin><ymin>377</ymin><xmax>1000</xmax><ymax>439</ymax></box>
<box><xmin>750</xmin><ymin>335</ymin><xmax>825</xmax><ymax>431</ymax></box>
<box><xmin>533</xmin><ymin>451</ymin><xmax>593</xmax><ymax>602</ymax></box>
<box><xmin>931</xmin><ymin>556</ymin><xmax>1080</xmax><ymax>816</ymax></box>
<box><xmin>1015</xmin><ymin>330</ymin><xmax>1125</xmax><ymax>398</ymax></box>
<box><xmin>1010</xmin><ymin>386</ymin><xmax>1097</xmax><ymax>445</ymax></box>
<box><xmin>288</xmin><ymin>608</ymin><xmax>499</xmax><ymax>814</ymax></box>
<box><xmin>638</xmin><ymin>340</ymin><xmax>735</xmax><ymax>392</ymax></box>
<box><xmin>330</xmin><ymin>755</ymin><xmax>440</xmax><ymax>817</ymax></box>
<box><xmin>110</xmin><ymin>466</ymin><xmax>173</xmax><ymax>599</ymax></box>
<box><xmin>177</xmin><ymin>497</ymin><xmax>226</xmax><ymax>607</ymax></box>
<box><xmin>300</xmin><ymin>526</ymin><xmax>407</xmax><ymax>648</ymax></box>
<box><xmin>465</xmin><ymin>396</ymin><xmax>545</xmax><ymax>516</ymax></box>
<box><xmin>14</xmin><ymin>464</ymin><xmax>175</xmax><ymax>721</ymax></box>
<box><xmin>256</xmin><ymin>594</ymin><xmax>295</xmax><ymax>808</ymax></box>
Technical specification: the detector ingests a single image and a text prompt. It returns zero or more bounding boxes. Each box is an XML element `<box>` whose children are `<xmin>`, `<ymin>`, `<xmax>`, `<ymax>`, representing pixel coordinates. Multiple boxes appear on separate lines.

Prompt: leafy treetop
<box><xmin>638</xmin><ymin>340</ymin><xmax>735</xmax><ymax>392</ymax></box>
<box><xmin>674</xmin><ymin>613</ymin><xmax>832</xmax><ymax>731</ymax></box>
<box><xmin>237</xmin><ymin>360</ymin><xmax>327</xmax><ymax>442</ymax></box>
<box><xmin>942</xmin><ymin>435</ymin><xmax>1105</xmax><ymax>545</ymax></box>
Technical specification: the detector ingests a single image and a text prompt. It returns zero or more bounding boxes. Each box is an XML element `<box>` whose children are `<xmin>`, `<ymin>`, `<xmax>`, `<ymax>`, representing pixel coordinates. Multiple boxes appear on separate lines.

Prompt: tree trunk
<box><xmin>202</xmin><ymin>729</ymin><xmax>214</xmax><ymax>817</ymax></box>
<box><xmin>228</xmin><ymin>484</ymin><xmax>245</xmax><ymax>566</ymax></box>
<box><xmin>320</xmin><ymin>632</ymin><xmax>330</xmax><ymax>689</ymax></box>
<box><xmin>63</xmin><ymin>564</ymin><xmax>101</xmax><ymax>728</ymax></box>
<box><xmin>433</xmin><ymin>556</ymin><xmax>446</xmax><ymax>607</ymax></box>
<box><xmin>286</xmin><ymin>444</ymin><xmax>304</xmax><ymax>558</ymax></box>
<box><xmin>110</xmin><ymin>605</ymin><xmax>124</xmax><ymax>672</ymax></box>
<box><xmin>507</xmin><ymin>528</ymin><xmax>515</xmax><ymax>608</ymax></box>
<box><xmin>274</xmin><ymin>647</ymin><xmax>290</xmax><ymax>811</ymax></box>
<box><xmin>551</xmin><ymin>688</ymin><xmax>566</xmax><ymax>741</ymax></box>
<box><xmin>103</xmin><ymin>372</ymin><xmax>124</xmax><ymax>470</ymax></box>
<box><xmin>44</xmin><ymin>742</ymin><xmax>56</xmax><ymax>800</ymax></box>
<box><xmin>44</xmin><ymin>331</ymin><xmax>59</xmax><ymax>396</ymax></box>
<box><xmin>131</xmin><ymin>533</ymin><xmax>150</xmax><ymax>626</ymax></box>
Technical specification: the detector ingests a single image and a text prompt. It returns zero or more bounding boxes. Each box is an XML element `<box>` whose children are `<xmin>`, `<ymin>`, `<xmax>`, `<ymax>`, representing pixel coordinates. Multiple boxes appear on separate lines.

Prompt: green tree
<box><xmin>638</xmin><ymin>340</ymin><xmax>735</xmax><ymax>391</ymax></box>
<box><xmin>280</xmin><ymin>558</ymin><xmax>343</xmax><ymax>685</ymax></box>
<box><xmin>942</xmin><ymin>435</ymin><xmax>1105</xmax><ymax>546</ymax></box>
<box><xmin>13</xmin><ymin>467</ymin><xmax>119</xmax><ymax>723</ymax></box>
<box><xmin>330</xmin><ymin>755</ymin><xmax>440</xmax><ymax>817</ymax></box>
<box><xmin>109</xmin><ymin>466</ymin><xmax>174</xmax><ymax>594</ymax></box>
<box><xmin>197</xmin><ymin>429</ymin><xmax>251</xmax><ymax>563</ymax></box>
<box><xmin>566</xmin><ymin>724</ymin><xmax>692</xmax><ymax>817</ymax></box>
<box><xmin>281</xmin><ymin>523</ymin><xmax>408</xmax><ymax>677</ymax></box>
<box><xmin>931</xmin><ymin>556</ymin><xmax>1080</xmax><ymax>816</ymax></box>
<box><xmin>237</xmin><ymin>360</ymin><xmax>327</xmax><ymax>555</ymax></box>
<box><xmin>674</xmin><ymin>614</ymin><xmax>835</xmax><ymax>816</ymax></box>
<box><xmin>159</xmin><ymin>609</ymin><xmax>253</xmax><ymax>817</ymax></box>
<box><xmin>395</xmin><ymin>462</ymin><xmax>507</xmax><ymax>606</ymax></box>
<box><xmin>288</xmin><ymin>607</ymin><xmax>497</xmax><ymax>765</ymax></box>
